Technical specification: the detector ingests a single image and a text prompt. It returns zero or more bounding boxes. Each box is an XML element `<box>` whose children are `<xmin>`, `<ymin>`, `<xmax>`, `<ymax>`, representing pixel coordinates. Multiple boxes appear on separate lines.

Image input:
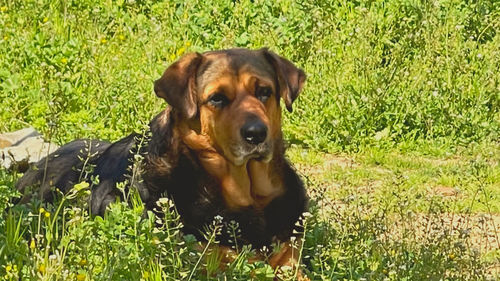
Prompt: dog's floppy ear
<box><xmin>262</xmin><ymin>49</ymin><xmax>306</xmax><ymax>112</ymax></box>
<box><xmin>154</xmin><ymin>52</ymin><xmax>203</xmax><ymax>119</ymax></box>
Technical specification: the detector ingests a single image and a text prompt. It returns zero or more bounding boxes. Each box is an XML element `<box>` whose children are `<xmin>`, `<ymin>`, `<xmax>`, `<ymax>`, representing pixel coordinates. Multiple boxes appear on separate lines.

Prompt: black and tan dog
<box><xmin>16</xmin><ymin>48</ymin><xmax>308</xmax><ymax>272</ymax></box>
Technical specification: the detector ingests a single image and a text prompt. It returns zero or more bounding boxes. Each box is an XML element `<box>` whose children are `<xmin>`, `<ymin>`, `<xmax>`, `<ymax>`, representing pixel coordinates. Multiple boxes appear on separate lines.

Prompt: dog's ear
<box><xmin>154</xmin><ymin>52</ymin><xmax>203</xmax><ymax>119</ymax></box>
<box><xmin>262</xmin><ymin>49</ymin><xmax>306</xmax><ymax>112</ymax></box>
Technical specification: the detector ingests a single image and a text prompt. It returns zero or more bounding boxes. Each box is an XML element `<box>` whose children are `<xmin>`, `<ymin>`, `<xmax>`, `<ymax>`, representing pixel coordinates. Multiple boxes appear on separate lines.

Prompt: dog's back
<box><xmin>15</xmin><ymin>134</ymin><xmax>144</xmax><ymax>213</ymax></box>
<box><xmin>15</xmin><ymin>139</ymin><xmax>112</xmax><ymax>205</ymax></box>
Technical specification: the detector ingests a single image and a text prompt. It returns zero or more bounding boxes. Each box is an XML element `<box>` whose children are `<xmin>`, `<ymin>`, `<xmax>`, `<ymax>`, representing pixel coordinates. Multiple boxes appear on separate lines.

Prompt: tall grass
<box><xmin>1</xmin><ymin>158</ymin><xmax>497</xmax><ymax>280</ymax></box>
<box><xmin>0</xmin><ymin>0</ymin><xmax>499</xmax><ymax>280</ymax></box>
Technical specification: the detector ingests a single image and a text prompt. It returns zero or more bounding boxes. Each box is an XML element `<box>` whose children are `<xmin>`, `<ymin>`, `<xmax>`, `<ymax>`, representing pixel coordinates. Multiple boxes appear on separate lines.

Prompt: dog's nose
<box><xmin>241</xmin><ymin>120</ymin><xmax>268</xmax><ymax>145</ymax></box>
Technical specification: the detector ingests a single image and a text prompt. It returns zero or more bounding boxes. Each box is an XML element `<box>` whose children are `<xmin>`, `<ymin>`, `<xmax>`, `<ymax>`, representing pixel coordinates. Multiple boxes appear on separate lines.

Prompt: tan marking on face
<box><xmin>198</xmin><ymin>59</ymin><xmax>281</xmax><ymax>165</ymax></box>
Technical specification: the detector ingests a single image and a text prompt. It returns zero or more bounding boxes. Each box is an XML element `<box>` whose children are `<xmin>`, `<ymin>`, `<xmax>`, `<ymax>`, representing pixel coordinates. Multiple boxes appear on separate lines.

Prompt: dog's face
<box><xmin>154</xmin><ymin>48</ymin><xmax>305</xmax><ymax>166</ymax></box>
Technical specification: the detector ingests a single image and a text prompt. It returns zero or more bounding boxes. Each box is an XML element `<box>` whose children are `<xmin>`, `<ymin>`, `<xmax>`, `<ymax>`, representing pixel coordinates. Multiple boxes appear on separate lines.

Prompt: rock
<box><xmin>0</xmin><ymin>127</ymin><xmax>40</xmax><ymax>148</ymax></box>
<box><xmin>0</xmin><ymin>128</ymin><xmax>59</xmax><ymax>171</ymax></box>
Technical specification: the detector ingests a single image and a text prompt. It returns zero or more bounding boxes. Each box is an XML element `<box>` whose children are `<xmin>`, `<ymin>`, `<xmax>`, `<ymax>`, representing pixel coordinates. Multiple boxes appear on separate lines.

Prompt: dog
<box><xmin>16</xmin><ymin>48</ymin><xmax>308</xmax><ymax>275</ymax></box>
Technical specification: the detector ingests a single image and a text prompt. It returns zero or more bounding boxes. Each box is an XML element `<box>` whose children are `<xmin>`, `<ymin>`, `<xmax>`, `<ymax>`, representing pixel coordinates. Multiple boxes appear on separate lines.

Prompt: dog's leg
<box><xmin>269</xmin><ymin>239</ymin><xmax>309</xmax><ymax>281</ymax></box>
<box><xmin>194</xmin><ymin>243</ymin><xmax>266</xmax><ymax>273</ymax></box>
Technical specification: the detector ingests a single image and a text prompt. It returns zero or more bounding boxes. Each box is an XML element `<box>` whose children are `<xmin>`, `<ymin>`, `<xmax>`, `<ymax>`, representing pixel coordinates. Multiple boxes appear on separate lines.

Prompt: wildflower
<box><xmin>1</xmin><ymin>6</ymin><xmax>7</xmax><ymax>12</ymax></box>
<box><xmin>38</xmin><ymin>264</ymin><xmax>46</xmax><ymax>274</ymax></box>
<box><xmin>5</xmin><ymin>265</ymin><xmax>12</xmax><ymax>272</ymax></box>
<box><xmin>185</xmin><ymin>41</ymin><xmax>191</xmax><ymax>47</ymax></box>
<box><xmin>118</xmin><ymin>34</ymin><xmax>125</xmax><ymax>41</ymax></box>
<box><xmin>100</xmin><ymin>38</ymin><xmax>107</xmax><ymax>44</ymax></box>
<box><xmin>2</xmin><ymin>36</ymin><xmax>7</xmax><ymax>41</ymax></box>
<box><xmin>30</xmin><ymin>239</ymin><xmax>36</xmax><ymax>249</ymax></box>
<box><xmin>157</xmin><ymin>197</ymin><xmax>173</xmax><ymax>207</ymax></box>
<box><xmin>448</xmin><ymin>253</ymin><xmax>455</xmax><ymax>260</ymax></box>
<box><xmin>176</xmin><ymin>47</ymin><xmax>186</xmax><ymax>56</ymax></box>
<box><xmin>78</xmin><ymin>259</ymin><xmax>87</xmax><ymax>266</ymax></box>
<box><xmin>152</xmin><ymin>236</ymin><xmax>160</xmax><ymax>245</ymax></box>
<box><xmin>39</xmin><ymin>207</ymin><xmax>46</xmax><ymax>214</ymax></box>
<box><xmin>61</xmin><ymin>58</ymin><xmax>68</xmax><ymax>64</ymax></box>
<box><xmin>44</xmin><ymin>211</ymin><xmax>51</xmax><ymax>219</ymax></box>
<box><xmin>157</xmin><ymin>198</ymin><xmax>167</xmax><ymax>204</ymax></box>
<box><xmin>169</xmin><ymin>53</ymin><xmax>176</xmax><ymax>61</ymax></box>
<box><xmin>76</xmin><ymin>273</ymin><xmax>86</xmax><ymax>281</ymax></box>
<box><xmin>143</xmin><ymin>272</ymin><xmax>150</xmax><ymax>279</ymax></box>
<box><xmin>43</xmin><ymin>17</ymin><xmax>48</xmax><ymax>23</ymax></box>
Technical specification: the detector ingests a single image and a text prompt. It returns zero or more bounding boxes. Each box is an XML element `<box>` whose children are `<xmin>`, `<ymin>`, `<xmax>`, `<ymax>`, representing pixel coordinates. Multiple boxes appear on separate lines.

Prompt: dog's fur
<box><xmin>16</xmin><ymin>48</ymin><xmax>308</xmax><ymax>271</ymax></box>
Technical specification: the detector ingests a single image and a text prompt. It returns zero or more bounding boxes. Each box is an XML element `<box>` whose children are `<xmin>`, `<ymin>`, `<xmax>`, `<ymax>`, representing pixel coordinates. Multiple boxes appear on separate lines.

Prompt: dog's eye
<box><xmin>256</xmin><ymin>86</ymin><xmax>272</xmax><ymax>103</ymax></box>
<box><xmin>208</xmin><ymin>93</ymin><xmax>229</xmax><ymax>108</ymax></box>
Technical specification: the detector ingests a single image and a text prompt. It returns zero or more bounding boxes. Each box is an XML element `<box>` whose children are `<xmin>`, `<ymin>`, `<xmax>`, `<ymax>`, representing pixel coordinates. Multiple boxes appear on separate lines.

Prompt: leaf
<box><xmin>374</xmin><ymin>127</ymin><xmax>390</xmax><ymax>141</ymax></box>
<box><xmin>0</xmin><ymin>68</ymin><xmax>11</xmax><ymax>80</ymax></box>
<box><xmin>2</xmin><ymin>74</ymin><xmax>20</xmax><ymax>92</ymax></box>
<box><xmin>235</xmin><ymin>32</ymin><xmax>250</xmax><ymax>46</ymax></box>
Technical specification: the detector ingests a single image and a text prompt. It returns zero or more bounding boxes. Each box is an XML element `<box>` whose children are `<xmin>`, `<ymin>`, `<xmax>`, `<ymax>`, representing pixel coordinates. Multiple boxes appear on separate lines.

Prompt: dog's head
<box><xmin>154</xmin><ymin>48</ymin><xmax>306</xmax><ymax>166</ymax></box>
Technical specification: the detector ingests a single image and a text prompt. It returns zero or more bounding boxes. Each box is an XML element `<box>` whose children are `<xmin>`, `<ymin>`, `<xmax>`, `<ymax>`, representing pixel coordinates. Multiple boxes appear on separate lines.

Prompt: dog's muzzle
<box><xmin>228</xmin><ymin>119</ymin><xmax>272</xmax><ymax>165</ymax></box>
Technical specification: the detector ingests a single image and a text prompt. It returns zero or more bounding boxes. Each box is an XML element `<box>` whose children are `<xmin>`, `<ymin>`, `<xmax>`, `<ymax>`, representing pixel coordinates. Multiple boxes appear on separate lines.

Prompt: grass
<box><xmin>289</xmin><ymin>142</ymin><xmax>500</xmax><ymax>213</ymax></box>
<box><xmin>0</xmin><ymin>0</ymin><xmax>499</xmax><ymax>280</ymax></box>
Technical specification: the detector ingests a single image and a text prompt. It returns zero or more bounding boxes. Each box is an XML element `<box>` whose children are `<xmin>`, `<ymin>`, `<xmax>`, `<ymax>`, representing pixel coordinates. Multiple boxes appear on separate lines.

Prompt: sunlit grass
<box><xmin>0</xmin><ymin>0</ymin><xmax>499</xmax><ymax>280</ymax></box>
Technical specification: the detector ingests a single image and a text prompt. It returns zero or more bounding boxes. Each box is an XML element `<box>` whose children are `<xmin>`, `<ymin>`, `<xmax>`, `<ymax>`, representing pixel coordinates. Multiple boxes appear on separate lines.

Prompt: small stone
<box><xmin>0</xmin><ymin>127</ymin><xmax>40</xmax><ymax>147</ymax></box>
<box><xmin>0</xmin><ymin>128</ymin><xmax>59</xmax><ymax>171</ymax></box>
<box><xmin>434</xmin><ymin>185</ymin><xmax>458</xmax><ymax>197</ymax></box>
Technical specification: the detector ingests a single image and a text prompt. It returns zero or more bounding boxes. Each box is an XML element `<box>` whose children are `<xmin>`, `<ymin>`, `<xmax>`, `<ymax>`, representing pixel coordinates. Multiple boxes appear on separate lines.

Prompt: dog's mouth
<box><xmin>228</xmin><ymin>142</ymin><xmax>272</xmax><ymax>166</ymax></box>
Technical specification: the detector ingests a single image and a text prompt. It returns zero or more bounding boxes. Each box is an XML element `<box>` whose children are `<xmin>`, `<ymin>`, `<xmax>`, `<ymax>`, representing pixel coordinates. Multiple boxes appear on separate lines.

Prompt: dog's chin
<box><xmin>231</xmin><ymin>153</ymin><xmax>272</xmax><ymax>166</ymax></box>
<box><xmin>247</xmin><ymin>151</ymin><xmax>273</xmax><ymax>163</ymax></box>
<box><xmin>228</xmin><ymin>143</ymin><xmax>273</xmax><ymax>166</ymax></box>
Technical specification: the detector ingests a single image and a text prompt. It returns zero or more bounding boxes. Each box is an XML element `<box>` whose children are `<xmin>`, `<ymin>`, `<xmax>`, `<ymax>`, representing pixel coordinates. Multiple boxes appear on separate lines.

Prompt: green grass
<box><xmin>289</xmin><ymin>141</ymin><xmax>500</xmax><ymax>213</ymax></box>
<box><xmin>0</xmin><ymin>0</ymin><xmax>498</xmax><ymax>148</ymax></box>
<box><xmin>0</xmin><ymin>0</ymin><xmax>499</xmax><ymax>280</ymax></box>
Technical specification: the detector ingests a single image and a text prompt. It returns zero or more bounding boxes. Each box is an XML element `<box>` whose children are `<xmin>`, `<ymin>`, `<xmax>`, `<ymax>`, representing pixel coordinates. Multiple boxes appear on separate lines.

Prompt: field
<box><xmin>0</xmin><ymin>0</ymin><xmax>499</xmax><ymax>280</ymax></box>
